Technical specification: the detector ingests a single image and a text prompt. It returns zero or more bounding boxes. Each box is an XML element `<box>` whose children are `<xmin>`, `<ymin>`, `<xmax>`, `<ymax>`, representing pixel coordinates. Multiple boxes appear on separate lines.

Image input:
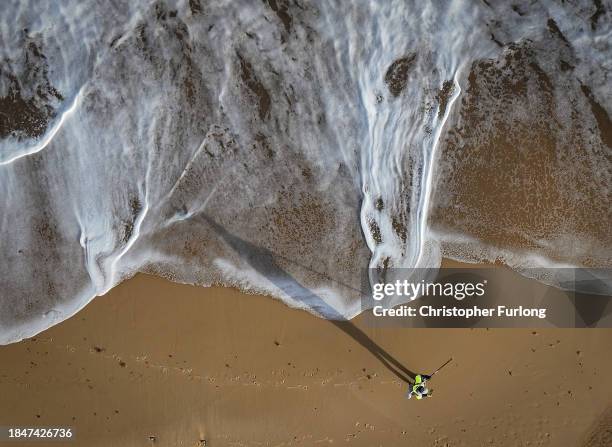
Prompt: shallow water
<box><xmin>0</xmin><ymin>0</ymin><xmax>610</xmax><ymax>343</ymax></box>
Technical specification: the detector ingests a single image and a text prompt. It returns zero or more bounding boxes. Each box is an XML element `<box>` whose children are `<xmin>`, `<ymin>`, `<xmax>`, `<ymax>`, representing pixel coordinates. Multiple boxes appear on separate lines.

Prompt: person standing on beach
<box><xmin>407</xmin><ymin>374</ymin><xmax>433</xmax><ymax>400</ymax></box>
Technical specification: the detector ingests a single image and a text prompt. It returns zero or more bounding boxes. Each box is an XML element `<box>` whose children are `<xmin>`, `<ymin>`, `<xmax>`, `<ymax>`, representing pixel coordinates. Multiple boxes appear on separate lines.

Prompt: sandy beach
<box><xmin>1</xmin><ymin>271</ymin><xmax>611</xmax><ymax>447</ymax></box>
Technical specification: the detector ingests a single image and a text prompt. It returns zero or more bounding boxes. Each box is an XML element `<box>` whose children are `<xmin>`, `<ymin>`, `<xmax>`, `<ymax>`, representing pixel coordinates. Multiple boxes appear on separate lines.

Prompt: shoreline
<box><xmin>3</xmin><ymin>256</ymin><xmax>601</xmax><ymax>345</ymax></box>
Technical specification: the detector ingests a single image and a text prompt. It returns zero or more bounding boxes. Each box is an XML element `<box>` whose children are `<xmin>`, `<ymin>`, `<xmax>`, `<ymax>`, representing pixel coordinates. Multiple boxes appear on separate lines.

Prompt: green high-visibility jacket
<box><xmin>412</xmin><ymin>375</ymin><xmax>426</xmax><ymax>399</ymax></box>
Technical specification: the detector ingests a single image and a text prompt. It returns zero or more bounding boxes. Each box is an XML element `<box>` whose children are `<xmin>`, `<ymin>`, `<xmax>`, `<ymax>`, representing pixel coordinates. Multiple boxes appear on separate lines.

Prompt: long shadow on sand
<box><xmin>202</xmin><ymin>214</ymin><xmax>416</xmax><ymax>384</ymax></box>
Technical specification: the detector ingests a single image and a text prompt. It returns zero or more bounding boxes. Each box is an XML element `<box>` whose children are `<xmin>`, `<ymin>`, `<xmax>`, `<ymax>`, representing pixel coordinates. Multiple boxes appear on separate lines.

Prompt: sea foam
<box><xmin>0</xmin><ymin>0</ymin><xmax>610</xmax><ymax>343</ymax></box>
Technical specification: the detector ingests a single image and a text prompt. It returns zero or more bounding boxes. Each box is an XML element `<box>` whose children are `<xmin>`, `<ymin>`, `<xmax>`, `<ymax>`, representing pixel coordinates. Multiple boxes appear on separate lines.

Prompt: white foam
<box><xmin>0</xmin><ymin>0</ymin><xmax>609</xmax><ymax>344</ymax></box>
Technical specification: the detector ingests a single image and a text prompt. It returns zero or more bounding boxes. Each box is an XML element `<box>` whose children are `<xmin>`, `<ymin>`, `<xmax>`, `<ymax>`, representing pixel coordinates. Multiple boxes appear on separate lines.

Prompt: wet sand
<box><xmin>1</xmin><ymin>272</ymin><xmax>611</xmax><ymax>447</ymax></box>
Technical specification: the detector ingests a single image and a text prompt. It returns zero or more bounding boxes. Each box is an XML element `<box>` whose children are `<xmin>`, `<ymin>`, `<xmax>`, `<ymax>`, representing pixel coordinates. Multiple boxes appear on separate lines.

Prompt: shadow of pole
<box><xmin>201</xmin><ymin>214</ymin><xmax>416</xmax><ymax>384</ymax></box>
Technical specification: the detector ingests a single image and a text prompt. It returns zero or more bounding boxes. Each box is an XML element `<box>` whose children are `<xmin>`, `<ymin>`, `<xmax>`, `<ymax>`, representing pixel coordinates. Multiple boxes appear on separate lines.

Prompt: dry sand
<box><xmin>1</xmin><ymin>272</ymin><xmax>611</xmax><ymax>447</ymax></box>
